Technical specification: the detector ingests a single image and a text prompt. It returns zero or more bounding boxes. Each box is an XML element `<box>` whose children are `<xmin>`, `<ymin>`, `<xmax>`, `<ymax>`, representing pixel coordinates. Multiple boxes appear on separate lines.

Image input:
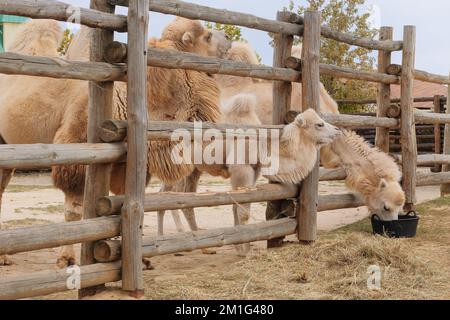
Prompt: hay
<box><xmin>144</xmin><ymin>197</ymin><xmax>450</xmax><ymax>300</ymax></box>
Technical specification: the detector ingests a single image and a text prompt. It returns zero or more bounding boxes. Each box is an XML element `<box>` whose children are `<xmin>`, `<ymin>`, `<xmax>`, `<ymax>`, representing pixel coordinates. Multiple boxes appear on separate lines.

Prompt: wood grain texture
<box><xmin>0</xmin><ymin>143</ymin><xmax>126</xmax><ymax>169</ymax></box>
<box><xmin>433</xmin><ymin>96</ymin><xmax>443</xmax><ymax>172</ymax></box>
<box><xmin>0</xmin><ymin>52</ymin><xmax>127</xmax><ymax>82</ymax></box>
<box><xmin>376</xmin><ymin>27</ymin><xmax>394</xmax><ymax>152</ymax></box>
<box><xmin>442</xmin><ymin>71</ymin><xmax>450</xmax><ymax>195</ymax></box>
<box><xmin>298</xmin><ymin>11</ymin><xmax>321</xmax><ymax>243</ymax></box>
<box><xmin>0</xmin><ymin>216</ymin><xmax>121</xmax><ymax>256</ymax></box>
<box><xmin>80</xmin><ymin>0</ymin><xmax>116</xmax><ymax>298</ymax></box>
<box><xmin>400</xmin><ymin>26</ymin><xmax>418</xmax><ymax>209</ymax></box>
<box><xmin>0</xmin><ymin>262</ymin><xmax>121</xmax><ymax>300</ymax></box>
<box><xmin>121</xmin><ymin>0</ymin><xmax>149</xmax><ymax>294</ymax></box>
<box><xmin>97</xmin><ymin>184</ymin><xmax>299</xmax><ymax>216</ymax></box>
<box><xmin>0</xmin><ymin>0</ymin><xmax>127</xmax><ymax>31</ymax></box>
<box><xmin>109</xmin><ymin>0</ymin><xmax>302</xmax><ymax>35</ymax></box>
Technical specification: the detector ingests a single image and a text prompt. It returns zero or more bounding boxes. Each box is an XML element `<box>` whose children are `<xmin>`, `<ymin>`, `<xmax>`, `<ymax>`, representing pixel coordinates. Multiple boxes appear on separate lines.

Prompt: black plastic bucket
<box><xmin>371</xmin><ymin>211</ymin><xmax>420</xmax><ymax>238</ymax></box>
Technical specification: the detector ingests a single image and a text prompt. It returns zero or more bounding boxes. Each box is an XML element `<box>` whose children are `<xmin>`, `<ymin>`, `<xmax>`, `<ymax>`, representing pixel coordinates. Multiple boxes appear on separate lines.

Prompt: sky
<box><xmin>66</xmin><ymin>0</ymin><xmax>450</xmax><ymax>75</ymax></box>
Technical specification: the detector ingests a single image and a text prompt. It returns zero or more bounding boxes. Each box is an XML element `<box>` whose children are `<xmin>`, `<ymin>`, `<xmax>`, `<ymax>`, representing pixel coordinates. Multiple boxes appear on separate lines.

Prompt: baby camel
<box><xmin>158</xmin><ymin>94</ymin><xmax>342</xmax><ymax>255</ymax></box>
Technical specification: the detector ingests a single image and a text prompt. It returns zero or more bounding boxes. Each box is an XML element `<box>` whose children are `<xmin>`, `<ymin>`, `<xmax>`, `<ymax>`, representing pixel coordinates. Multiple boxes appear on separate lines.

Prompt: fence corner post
<box><xmin>297</xmin><ymin>10</ymin><xmax>321</xmax><ymax>243</ymax></box>
<box><xmin>400</xmin><ymin>25</ymin><xmax>417</xmax><ymax>211</ymax></box>
<box><xmin>375</xmin><ymin>26</ymin><xmax>394</xmax><ymax>153</ymax></box>
<box><xmin>266</xmin><ymin>11</ymin><xmax>295</xmax><ymax>249</ymax></box>
<box><xmin>441</xmin><ymin>71</ymin><xmax>450</xmax><ymax>196</ymax></box>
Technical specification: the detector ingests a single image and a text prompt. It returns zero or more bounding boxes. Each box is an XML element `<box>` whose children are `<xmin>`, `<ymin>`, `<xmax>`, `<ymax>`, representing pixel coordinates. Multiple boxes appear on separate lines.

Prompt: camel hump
<box><xmin>222</xmin><ymin>93</ymin><xmax>257</xmax><ymax>117</ymax></box>
<box><xmin>7</xmin><ymin>19</ymin><xmax>62</xmax><ymax>56</ymax></box>
<box><xmin>227</xmin><ymin>42</ymin><xmax>260</xmax><ymax>65</ymax></box>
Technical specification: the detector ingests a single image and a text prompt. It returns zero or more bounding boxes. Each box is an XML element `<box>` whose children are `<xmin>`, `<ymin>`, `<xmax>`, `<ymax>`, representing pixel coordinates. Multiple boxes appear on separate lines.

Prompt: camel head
<box><xmin>161</xmin><ymin>17</ymin><xmax>231</xmax><ymax>57</ymax></box>
<box><xmin>293</xmin><ymin>109</ymin><xmax>342</xmax><ymax>146</ymax></box>
<box><xmin>367</xmin><ymin>179</ymin><xmax>405</xmax><ymax>221</ymax></box>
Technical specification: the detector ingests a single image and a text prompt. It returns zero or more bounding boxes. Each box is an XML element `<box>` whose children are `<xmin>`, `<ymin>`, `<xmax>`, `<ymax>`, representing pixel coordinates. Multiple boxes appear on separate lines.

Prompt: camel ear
<box><xmin>182</xmin><ymin>32</ymin><xmax>195</xmax><ymax>47</ymax></box>
<box><xmin>294</xmin><ymin>115</ymin><xmax>308</xmax><ymax>128</ymax></box>
<box><xmin>380</xmin><ymin>179</ymin><xmax>388</xmax><ymax>190</ymax></box>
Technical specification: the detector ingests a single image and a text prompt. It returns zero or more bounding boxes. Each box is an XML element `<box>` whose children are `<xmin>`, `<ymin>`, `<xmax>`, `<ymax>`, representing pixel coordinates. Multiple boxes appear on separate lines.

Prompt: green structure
<box><xmin>0</xmin><ymin>15</ymin><xmax>29</xmax><ymax>52</ymax></box>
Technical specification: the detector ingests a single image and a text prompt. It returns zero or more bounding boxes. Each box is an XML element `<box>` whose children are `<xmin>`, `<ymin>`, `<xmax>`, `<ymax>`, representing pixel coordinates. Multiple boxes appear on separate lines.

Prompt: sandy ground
<box><xmin>0</xmin><ymin>171</ymin><xmax>443</xmax><ymax>299</ymax></box>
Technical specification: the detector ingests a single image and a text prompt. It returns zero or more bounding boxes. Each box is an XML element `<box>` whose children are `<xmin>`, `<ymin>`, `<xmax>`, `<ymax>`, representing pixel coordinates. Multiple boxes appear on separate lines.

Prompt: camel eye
<box><xmin>206</xmin><ymin>32</ymin><xmax>212</xmax><ymax>42</ymax></box>
<box><xmin>316</xmin><ymin>123</ymin><xmax>325</xmax><ymax>128</ymax></box>
<box><xmin>384</xmin><ymin>205</ymin><xmax>390</xmax><ymax>212</ymax></box>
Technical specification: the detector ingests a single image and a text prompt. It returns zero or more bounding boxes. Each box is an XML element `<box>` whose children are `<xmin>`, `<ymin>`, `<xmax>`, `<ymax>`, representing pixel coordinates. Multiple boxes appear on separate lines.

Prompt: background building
<box><xmin>0</xmin><ymin>15</ymin><xmax>29</xmax><ymax>52</ymax></box>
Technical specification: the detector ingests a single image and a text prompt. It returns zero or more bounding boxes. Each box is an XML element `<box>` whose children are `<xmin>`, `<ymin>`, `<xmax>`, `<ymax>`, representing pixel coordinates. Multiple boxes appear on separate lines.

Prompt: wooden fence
<box><xmin>0</xmin><ymin>0</ymin><xmax>450</xmax><ymax>300</ymax></box>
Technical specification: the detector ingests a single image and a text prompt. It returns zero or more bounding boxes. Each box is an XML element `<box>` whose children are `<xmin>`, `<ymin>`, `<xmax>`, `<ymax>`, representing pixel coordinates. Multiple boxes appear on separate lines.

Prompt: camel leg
<box><xmin>50</xmin><ymin>112</ymin><xmax>89</xmax><ymax>268</ymax></box>
<box><xmin>0</xmin><ymin>168</ymin><xmax>14</xmax><ymax>266</ymax></box>
<box><xmin>56</xmin><ymin>192</ymin><xmax>84</xmax><ymax>269</ymax></box>
<box><xmin>179</xmin><ymin>169</ymin><xmax>216</xmax><ymax>255</ymax></box>
<box><xmin>171</xmin><ymin>210</ymin><xmax>185</xmax><ymax>233</ymax></box>
<box><xmin>229</xmin><ymin>165</ymin><xmax>257</xmax><ymax>256</ymax></box>
<box><xmin>156</xmin><ymin>184</ymin><xmax>186</xmax><ymax>236</ymax></box>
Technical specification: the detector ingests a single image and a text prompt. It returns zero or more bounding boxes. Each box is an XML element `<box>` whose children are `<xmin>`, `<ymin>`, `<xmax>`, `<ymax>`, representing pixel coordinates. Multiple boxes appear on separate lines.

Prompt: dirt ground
<box><xmin>0</xmin><ymin>171</ymin><xmax>446</xmax><ymax>300</ymax></box>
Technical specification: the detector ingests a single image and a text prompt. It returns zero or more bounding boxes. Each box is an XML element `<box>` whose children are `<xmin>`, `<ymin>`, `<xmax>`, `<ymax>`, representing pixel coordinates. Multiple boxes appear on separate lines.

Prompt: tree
<box><xmin>57</xmin><ymin>28</ymin><xmax>74</xmax><ymax>56</ymax></box>
<box><xmin>204</xmin><ymin>22</ymin><xmax>243</xmax><ymax>42</ymax></box>
<box><xmin>284</xmin><ymin>0</ymin><xmax>378</xmax><ymax>112</ymax></box>
<box><xmin>204</xmin><ymin>22</ymin><xmax>263</xmax><ymax>63</ymax></box>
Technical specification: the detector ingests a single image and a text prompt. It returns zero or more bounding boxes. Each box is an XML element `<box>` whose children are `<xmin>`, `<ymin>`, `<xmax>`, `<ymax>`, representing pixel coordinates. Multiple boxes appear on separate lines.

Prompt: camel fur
<box><xmin>0</xmin><ymin>18</ymin><xmax>231</xmax><ymax>267</ymax></box>
<box><xmin>158</xmin><ymin>95</ymin><xmax>342</xmax><ymax>256</ymax></box>
<box><xmin>331</xmin><ymin>130</ymin><xmax>405</xmax><ymax>220</ymax></box>
<box><xmin>214</xmin><ymin>42</ymin><xmax>405</xmax><ymax>220</ymax></box>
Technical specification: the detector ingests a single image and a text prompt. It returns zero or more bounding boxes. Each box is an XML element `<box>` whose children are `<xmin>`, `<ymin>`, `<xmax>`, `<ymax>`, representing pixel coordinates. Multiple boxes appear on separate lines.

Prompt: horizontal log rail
<box><xmin>95</xmin><ymin>191</ymin><xmax>364</xmax><ymax>261</ymax></box>
<box><xmin>417</xmin><ymin>171</ymin><xmax>450</xmax><ymax>187</ymax></box>
<box><xmin>0</xmin><ymin>262</ymin><xmax>121</xmax><ymax>300</ymax></box>
<box><xmin>0</xmin><ymin>143</ymin><xmax>126</xmax><ymax>169</ymax></box>
<box><xmin>144</xmin><ymin>218</ymin><xmax>298</xmax><ymax>259</ymax></box>
<box><xmin>0</xmin><ymin>0</ymin><xmax>127</xmax><ymax>32</ymax></box>
<box><xmin>97</xmin><ymin>184</ymin><xmax>299</xmax><ymax>216</ymax></box>
<box><xmin>387</xmin><ymin>64</ymin><xmax>450</xmax><ymax>85</ymax></box>
<box><xmin>147</xmin><ymin>47</ymin><xmax>301</xmax><ymax>83</ymax></box>
<box><xmin>337</xmin><ymin>96</ymin><xmax>446</xmax><ymax>106</ymax></box>
<box><xmin>0</xmin><ymin>216</ymin><xmax>121</xmax><ymax>256</ymax></box>
<box><xmin>285</xmin><ymin>112</ymin><xmax>399</xmax><ymax>129</ymax></box>
<box><xmin>320</xmin><ymin>63</ymin><xmax>399</xmax><ymax>84</ymax></box>
<box><xmin>0</xmin><ymin>52</ymin><xmax>127</xmax><ymax>82</ymax></box>
<box><xmin>285</xmin><ymin>57</ymin><xmax>399</xmax><ymax>84</ymax></box>
<box><xmin>109</xmin><ymin>0</ymin><xmax>303</xmax><ymax>35</ymax></box>
<box><xmin>415</xmin><ymin>112</ymin><xmax>450</xmax><ymax>125</ymax></box>
<box><xmin>100</xmin><ymin>115</ymin><xmax>399</xmax><ymax>143</ymax></box>
<box><xmin>97</xmin><ymin>179</ymin><xmax>362</xmax><ymax>216</ymax></box>
<box><xmin>416</xmin><ymin>154</ymin><xmax>450</xmax><ymax>166</ymax></box>
<box><xmin>111</xmin><ymin>0</ymin><xmax>402</xmax><ymax>51</ymax></box>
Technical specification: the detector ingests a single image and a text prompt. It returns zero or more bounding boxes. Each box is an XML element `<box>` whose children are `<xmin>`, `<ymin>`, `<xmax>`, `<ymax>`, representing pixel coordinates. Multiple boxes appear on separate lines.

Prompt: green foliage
<box><xmin>57</xmin><ymin>28</ymin><xmax>74</xmax><ymax>56</ymax></box>
<box><xmin>204</xmin><ymin>22</ymin><xmax>243</xmax><ymax>42</ymax></box>
<box><xmin>284</xmin><ymin>0</ymin><xmax>379</xmax><ymax>113</ymax></box>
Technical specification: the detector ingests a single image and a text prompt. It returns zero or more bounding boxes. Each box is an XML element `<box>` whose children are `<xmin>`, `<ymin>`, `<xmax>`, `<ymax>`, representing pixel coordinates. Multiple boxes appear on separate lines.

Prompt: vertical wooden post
<box><xmin>375</xmin><ymin>27</ymin><xmax>393</xmax><ymax>153</ymax></box>
<box><xmin>400</xmin><ymin>26</ymin><xmax>417</xmax><ymax>211</ymax></box>
<box><xmin>432</xmin><ymin>95</ymin><xmax>442</xmax><ymax>173</ymax></box>
<box><xmin>266</xmin><ymin>11</ymin><xmax>294</xmax><ymax>249</ymax></box>
<box><xmin>442</xmin><ymin>73</ymin><xmax>450</xmax><ymax>195</ymax></box>
<box><xmin>297</xmin><ymin>11</ymin><xmax>321</xmax><ymax>243</ymax></box>
<box><xmin>79</xmin><ymin>0</ymin><xmax>115</xmax><ymax>298</ymax></box>
<box><xmin>122</xmin><ymin>0</ymin><xmax>149</xmax><ymax>297</ymax></box>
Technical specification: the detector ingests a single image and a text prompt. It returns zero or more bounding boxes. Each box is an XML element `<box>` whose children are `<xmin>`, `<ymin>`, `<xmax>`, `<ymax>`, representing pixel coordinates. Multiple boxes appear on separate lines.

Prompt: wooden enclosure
<box><xmin>0</xmin><ymin>0</ymin><xmax>450</xmax><ymax>300</ymax></box>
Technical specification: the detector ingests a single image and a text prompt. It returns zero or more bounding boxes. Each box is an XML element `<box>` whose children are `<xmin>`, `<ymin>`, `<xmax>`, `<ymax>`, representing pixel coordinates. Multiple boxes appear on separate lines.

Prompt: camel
<box><xmin>158</xmin><ymin>41</ymin><xmax>406</xmax><ymax>238</ymax></box>
<box><xmin>0</xmin><ymin>17</ymin><xmax>232</xmax><ymax>266</ymax></box>
<box><xmin>216</xmin><ymin>41</ymin><xmax>406</xmax><ymax>219</ymax></box>
<box><xmin>158</xmin><ymin>93</ymin><xmax>342</xmax><ymax>255</ymax></box>
<box><xmin>331</xmin><ymin>130</ymin><xmax>405</xmax><ymax>220</ymax></box>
